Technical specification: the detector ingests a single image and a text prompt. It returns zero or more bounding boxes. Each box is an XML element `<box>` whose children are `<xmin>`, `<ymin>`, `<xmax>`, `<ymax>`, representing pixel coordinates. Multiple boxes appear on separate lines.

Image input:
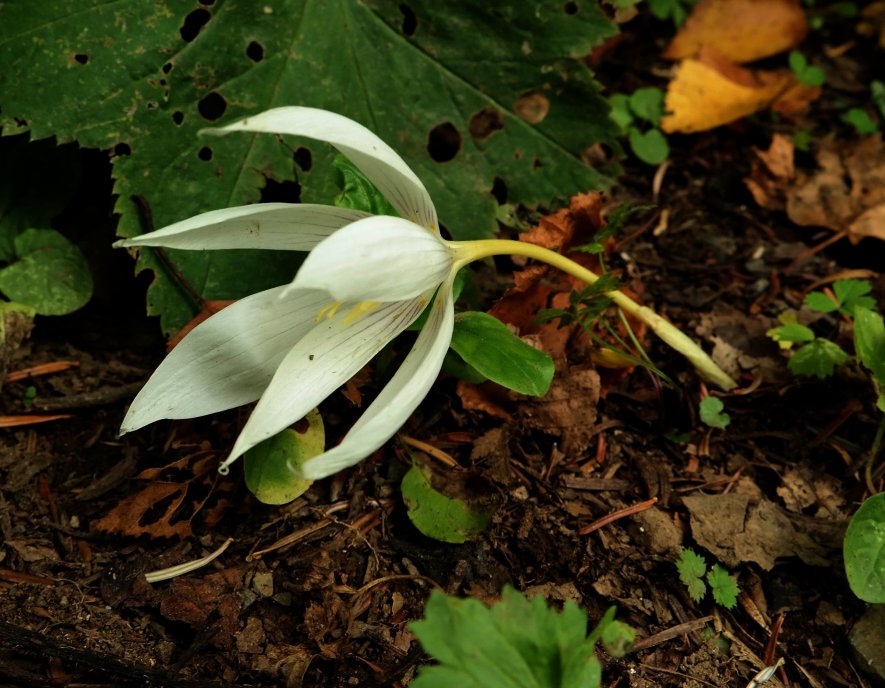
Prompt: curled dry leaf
<box><xmin>661</xmin><ymin>48</ymin><xmax>795</xmax><ymax>133</ymax></box>
<box><xmin>663</xmin><ymin>0</ymin><xmax>808</xmax><ymax>62</ymax></box>
<box><xmin>745</xmin><ymin>134</ymin><xmax>885</xmax><ymax>244</ymax></box>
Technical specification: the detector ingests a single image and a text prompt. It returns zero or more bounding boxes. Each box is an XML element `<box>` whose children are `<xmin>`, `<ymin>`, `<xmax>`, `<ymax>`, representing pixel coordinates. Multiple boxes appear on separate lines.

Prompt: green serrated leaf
<box><xmin>243</xmin><ymin>411</ymin><xmax>323</xmax><ymax>504</ymax></box>
<box><xmin>844</xmin><ymin>492</ymin><xmax>885</xmax><ymax>603</ymax></box>
<box><xmin>1</xmin><ymin>1</ymin><xmax>620</xmax><ymax>335</ymax></box>
<box><xmin>789</xmin><ymin>339</ymin><xmax>848</xmax><ymax>379</ymax></box>
<box><xmin>833</xmin><ymin>280</ymin><xmax>876</xmax><ymax>313</ymax></box>
<box><xmin>677</xmin><ymin>549</ymin><xmax>708</xmax><ymax>602</ymax></box>
<box><xmin>401</xmin><ymin>463</ymin><xmax>494</xmax><ymax>544</ymax></box>
<box><xmin>0</xmin><ymin>229</ymin><xmax>92</xmax><ymax>315</ymax></box>
<box><xmin>450</xmin><ymin>311</ymin><xmax>554</xmax><ymax>396</ymax></box>
<box><xmin>410</xmin><ymin>587</ymin><xmax>620</xmax><ymax>688</ymax></box>
<box><xmin>804</xmin><ymin>291</ymin><xmax>840</xmax><ymax>313</ymax></box>
<box><xmin>853</xmin><ymin>307</ymin><xmax>885</xmax><ymax>411</ymax></box>
<box><xmin>628</xmin><ymin>128</ymin><xmax>669</xmax><ymax>165</ymax></box>
<box><xmin>767</xmin><ymin>322</ymin><xmax>815</xmax><ymax>348</ymax></box>
<box><xmin>699</xmin><ymin>396</ymin><xmax>730</xmax><ymax>429</ymax></box>
<box><xmin>706</xmin><ymin>565</ymin><xmax>739</xmax><ymax>609</ymax></box>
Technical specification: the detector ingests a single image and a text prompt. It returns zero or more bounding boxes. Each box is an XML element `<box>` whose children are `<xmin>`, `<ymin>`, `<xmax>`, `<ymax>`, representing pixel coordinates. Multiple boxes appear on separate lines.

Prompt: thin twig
<box><xmin>578</xmin><ymin>497</ymin><xmax>657</xmax><ymax>535</ymax></box>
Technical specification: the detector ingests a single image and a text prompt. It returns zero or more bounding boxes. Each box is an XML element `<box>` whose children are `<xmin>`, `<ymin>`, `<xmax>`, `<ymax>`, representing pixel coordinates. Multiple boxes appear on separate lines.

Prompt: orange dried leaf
<box><xmin>661</xmin><ymin>50</ymin><xmax>794</xmax><ymax>133</ymax></box>
<box><xmin>663</xmin><ymin>0</ymin><xmax>808</xmax><ymax>62</ymax></box>
<box><xmin>0</xmin><ymin>414</ymin><xmax>72</xmax><ymax>428</ymax></box>
<box><xmin>4</xmin><ymin>360</ymin><xmax>79</xmax><ymax>384</ymax></box>
<box><xmin>94</xmin><ymin>482</ymin><xmax>193</xmax><ymax>539</ymax></box>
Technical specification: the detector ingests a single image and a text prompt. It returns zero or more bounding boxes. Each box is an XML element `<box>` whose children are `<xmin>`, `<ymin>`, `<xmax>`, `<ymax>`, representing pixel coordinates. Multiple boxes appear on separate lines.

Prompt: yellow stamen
<box><xmin>315</xmin><ymin>301</ymin><xmax>342</xmax><ymax>322</ymax></box>
<box><xmin>343</xmin><ymin>301</ymin><xmax>381</xmax><ymax>325</ymax></box>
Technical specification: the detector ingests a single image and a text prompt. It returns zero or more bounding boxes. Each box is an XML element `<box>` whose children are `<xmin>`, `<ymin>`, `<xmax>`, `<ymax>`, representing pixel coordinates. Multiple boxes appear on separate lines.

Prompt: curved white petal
<box><xmin>298</xmin><ymin>278</ymin><xmax>456</xmax><ymax>480</ymax></box>
<box><xmin>115</xmin><ymin>204</ymin><xmax>370</xmax><ymax>252</ymax></box>
<box><xmin>203</xmin><ymin>107</ymin><xmax>438</xmax><ymax>230</ymax></box>
<box><xmin>220</xmin><ymin>295</ymin><xmax>427</xmax><ymax>472</ymax></box>
<box><xmin>120</xmin><ymin>287</ymin><xmax>329</xmax><ymax>433</ymax></box>
<box><xmin>290</xmin><ymin>215</ymin><xmax>453</xmax><ymax>303</ymax></box>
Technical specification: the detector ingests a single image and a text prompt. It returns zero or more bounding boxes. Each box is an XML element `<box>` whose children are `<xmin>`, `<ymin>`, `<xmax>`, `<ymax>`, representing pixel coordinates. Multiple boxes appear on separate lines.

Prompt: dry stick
<box><xmin>578</xmin><ymin>497</ymin><xmax>658</xmax><ymax>535</ymax></box>
<box><xmin>131</xmin><ymin>194</ymin><xmax>206</xmax><ymax>311</ymax></box>
<box><xmin>3</xmin><ymin>361</ymin><xmax>79</xmax><ymax>384</ymax></box>
<box><xmin>400</xmin><ymin>434</ymin><xmax>460</xmax><ymax>468</ymax></box>
<box><xmin>631</xmin><ymin>615</ymin><xmax>714</xmax><ymax>651</ymax></box>
<box><xmin>638</xmin><ymin>663</ymin><xmax>721</xmax><ymax>688</ymax></box>
<box><xmin>784</xmin><ymin>230</ymin><xmax>848</xmax><ymax>274</ymax></box>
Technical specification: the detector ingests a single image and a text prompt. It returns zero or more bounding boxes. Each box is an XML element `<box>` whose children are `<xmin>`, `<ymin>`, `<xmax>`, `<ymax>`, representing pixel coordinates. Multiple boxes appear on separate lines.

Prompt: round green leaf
<box><xmin>401</xmin><ymin>463</ymin><xmax>494</xmax><ymax>544</ymax></box>
<box><xmin>628</xmin><ymin>128</ymin><xmax>669</xmax><ymax>166</ymax></box>
<box><xmin>844</xmin><ymin>492</ymin><xmax>885</xmax><ymax>603</ymax></box>
<box><xmin>243</xmin><ymin>410</ymin><xmax>324</xmax><ymax>505</ymax></box>
<box><xmin>0</xmin><ymin>228</ymin><xmax>92</xmax><ymax>315</ymax></box>
<box><xmin>450</xmin><ymin>311</ymin><xmax>553</xmax><ymax>396</ymax></box>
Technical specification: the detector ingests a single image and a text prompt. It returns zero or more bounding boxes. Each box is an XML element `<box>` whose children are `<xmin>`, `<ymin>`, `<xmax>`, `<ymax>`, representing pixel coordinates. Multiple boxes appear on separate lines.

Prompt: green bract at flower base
<box><xmin>116</xmin><ymin>107</ymin><xmax>736</xmax><ymax>481</ymax></box>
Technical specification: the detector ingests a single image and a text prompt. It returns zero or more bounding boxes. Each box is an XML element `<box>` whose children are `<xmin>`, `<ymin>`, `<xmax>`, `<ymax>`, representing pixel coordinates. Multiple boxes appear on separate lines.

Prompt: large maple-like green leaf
<box><xmin>0</xmin><ymin>1</ymin><xmax>619</xmax><ymax>334</ymax></box>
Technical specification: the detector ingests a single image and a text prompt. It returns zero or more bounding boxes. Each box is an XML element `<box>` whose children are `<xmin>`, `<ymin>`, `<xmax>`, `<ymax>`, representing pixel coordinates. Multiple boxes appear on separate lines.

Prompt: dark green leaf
<box><xmin>833</xmin><ymin>280</ymin><xmax>876</xmax><ymax>313</ymax></box>
<box><xmin>853</xmin><ymin>307</ymin><xmax>885</xmax><ymax>411</ymax></box>
<box><xmin>1</xmin><ymin>1</ymin><xmax>620</xmax><ymax>334</ymax></box>
<box><xmin>676</xmin><ymin>549</ymin><xmax>708</xmax><ymax>602</ymax></box>
<box><xmin>842</xmin><ymin>108</ymin><xmax>879</xmax><ymax>135</ymax></box>
<box><xmin>628</xmin><ymin>88</ymin><xmax>665</xmax><ymax>126</ymax></box>
<box><xmin>804</xmin><ymin>291</ymin><xmax>839</xmax><ymax>313</ymax></box>
<box><xmin>450</xmin><ymin>312</ymin><xmax>554</xmax><ymax>396</ymax></box>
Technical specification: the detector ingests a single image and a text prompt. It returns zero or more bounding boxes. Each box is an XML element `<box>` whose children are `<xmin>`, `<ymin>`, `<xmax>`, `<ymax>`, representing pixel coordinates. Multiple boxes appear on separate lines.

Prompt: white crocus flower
<box><xmin>118</xmin><ymin>107</ymin><xmax>459</xmax><ymax>480</ymax></box>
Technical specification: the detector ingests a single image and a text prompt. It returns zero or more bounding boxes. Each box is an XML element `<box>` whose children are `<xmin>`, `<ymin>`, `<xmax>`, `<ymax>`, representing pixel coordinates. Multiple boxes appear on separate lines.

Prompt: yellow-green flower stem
<box><xmin>449</xmin><ymin>239</ymin><xmax>737</xmax><ymax>391</ymax></box>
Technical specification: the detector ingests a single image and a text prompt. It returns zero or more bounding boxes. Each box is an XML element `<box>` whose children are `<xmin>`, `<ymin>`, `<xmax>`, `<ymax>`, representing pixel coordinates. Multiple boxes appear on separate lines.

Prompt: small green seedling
<box><xmin>842</xmin><ymin>107</ymin><xmax>879</xmax><ymax>135</ymax></box>
<box><xmin>676</xmin><ymin>548</ymin><xmax>740</xmax><ymax>609</ymax></box>
<box><xmin>699</xmin><ymin>396</ymin><xmax>730</xmax><ymax>429</ymax></box>
<box><xmin>647</xmin><ymin>0</ymin><xmax>698</xmax><ymax>27</ymax></box>
<box><xmin>609</xmin><ymin>88</ymin><xmax>670</xmax><ymax>165</ymax></box>
<box><xmin>410</xmin><ymin>587</ymin><xmax>634</xmax><ymax>688</ymax></box>
<box><xmin>788</xmin><ymin>51</ymin><xmax>826</xmax><ymax>88</ymax></box>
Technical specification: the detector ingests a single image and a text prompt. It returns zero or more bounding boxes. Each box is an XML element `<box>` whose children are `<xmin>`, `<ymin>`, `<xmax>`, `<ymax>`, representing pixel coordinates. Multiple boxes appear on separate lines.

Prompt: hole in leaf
<box><xmin>399</xmin><ymin>3</ymin><xmax>418</xmax><ymax>36</ymax></box>
<box><xmin>468</xmin><ymin>107</ymin><xmax>504</xmax><ymax>141</ymax></box>
<box><xmin>564</xmin><ymin>1</ymin><xmax>578</xmax><ymax>14</ymax></box>
<box><xmin>74</xmin><ymin>53</ymin><xmax>89</xmax><ymax>65</ymax></box>
<box><xmin>162</xmin><ymin>62</ymin><xmax>174</xmax><ymax>74</ymax></box>
<box><xmin>514</xmin><ymin>91</ymin><xmax>550</xmax><ymax>124</ymax></box>
<box><xmin>198</xmin><ymin>146</ymin><xmax>213</xmax><ymax>161</ymax></box>
<box><xmin>246</xmin><ymin>40</ymin><xmax>264</xmax><ymax>62</ymax></box>
<box><xmin>293</xmin><ymin>147</ymin><xmax>312</xmax><ymax>172</ymax></box>
<box><xmin>180</xmin><ymin>8</ymin><xmax>211</xmax><ymax>43</ymax></box>
<box><xmin>532</xmin><ymin>157</ymin><xmax>543</xmax><ymax>170</ymax></box>
<box><xmin>171</xmin><ymin>111</ymin><xmax>184</xmax><ymax>126</ymax></box>
<box><xmin>260</xmin><ymin>179</ymin><xmax>301</xmax><ymax>203</ymax></box>
<box><xmin>427</xmin><ymin>122</ymin><xmax>462</xmax><ymax>163</ymax></box>
<box><xmin>491</xmin><ymin>177</ymin><xmax>508</xmax><ymax>204</ymax></box>
<box><xmin>200</xmin><ymin>0</ymin><xmax>215</xmax><ymax>5</ymax></box>
<box><xmin>113</xmin><ymin>142</ymin><xmax>131</xmax><ymax>157</ymax></box>
<box><xmin>146</xmin><ymin>101</ymin><xmax>159</xmax><ymax>110</ymax></box>
<box><xmin>198</xmin><ymin>92</ymin><xmax>227</xmax><ymax>121</ymax></box>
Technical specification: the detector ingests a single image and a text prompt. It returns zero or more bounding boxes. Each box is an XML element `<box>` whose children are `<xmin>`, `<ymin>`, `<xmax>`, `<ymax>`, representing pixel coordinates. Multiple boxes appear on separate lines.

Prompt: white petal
<box><xmin>115</xmin><ymin>204</ymin><xmax>370</xmax><ymax>252</ymax></box>
<box><xmin>203</xmin><ymin>107</ymin><xmax>438</xmax><ymax>230</ymax></box>
<box><xmin>120</xmin><ymin>286</ymin><xmax>328</xmax><ymax>433</ymax></box>
<box><xmin>290</xmin><ymin>216</ymin><xmax>453</xmax><ymax>302</ymax></box>
<box><xmin>219</xmin><ymin>295</ymin><xmax>427</xmax><ymax>472</ymax></box>
<box><xmin>299</xmin><ymin>279</ymin><xmax>456</xmax><ymax>480</ymax></box>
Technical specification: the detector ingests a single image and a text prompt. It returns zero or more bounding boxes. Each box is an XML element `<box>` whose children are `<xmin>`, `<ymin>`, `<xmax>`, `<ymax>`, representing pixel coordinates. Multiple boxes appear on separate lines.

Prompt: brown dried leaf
<box><xmin>747</xmin><ymin>134</ymin><xmax>885</xmax><ymax>243</ymax></box>
<box><xmin>94</xmin><ymin>482</ymin><xmax>193</xmax><ymax>539</ymax></box>
<box><xmin>663</xmin><ymin>0</ymin><xmax>808</xmax><ymax>62</ymax></box>
<box><xmin>662</xmin><ymin>49</ymin><xmax>794</xmax><ymax>133</ymax></box>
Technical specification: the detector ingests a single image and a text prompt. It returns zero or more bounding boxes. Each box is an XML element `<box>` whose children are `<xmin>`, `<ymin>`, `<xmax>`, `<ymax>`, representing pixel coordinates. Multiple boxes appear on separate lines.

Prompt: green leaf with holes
<box><xmin>0</xmin><ymin>1</ymin><xmax>620</xmax><ymax>335</ymax></box>
<box><xmin>243</xmin><ymin>410</ymin><xmax>324</xmax><ymax>505</ymax></box>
